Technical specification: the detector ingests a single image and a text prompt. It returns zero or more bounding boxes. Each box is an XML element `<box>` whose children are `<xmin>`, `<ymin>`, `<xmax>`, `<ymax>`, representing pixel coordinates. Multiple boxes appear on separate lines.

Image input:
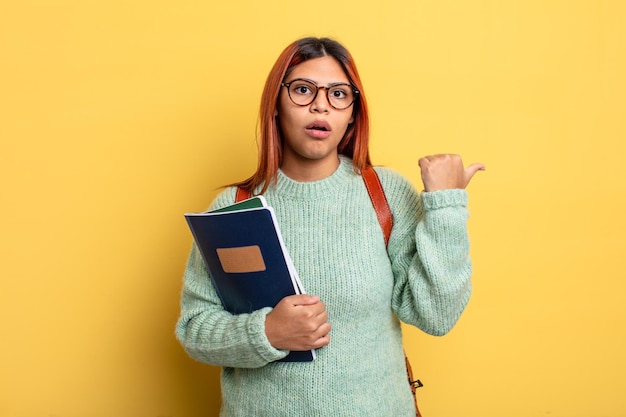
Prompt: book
<box><xmin>184</xmin><ymin>196</ymin><xmax>314</xmax><ymax>362</ymax></box>
<box><xmin>210</xmin><ymin>195</ymin><xmax>267</xmax><ymax>213</ymax></box>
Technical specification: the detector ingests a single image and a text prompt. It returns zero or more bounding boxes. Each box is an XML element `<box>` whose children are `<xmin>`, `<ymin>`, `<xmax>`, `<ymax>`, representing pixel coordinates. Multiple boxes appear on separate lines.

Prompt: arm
<box><xmin>389</xmin><ymin>187</ymin><xmax>472</xmax><ymax>335</ymax></box>
<box><xmin>175</xmin><ymin>244</ymin><xmax>289</xmax><ymax>368</ymax></box>
<box><xmin>384</xmin><ymin>155</ymin><xmax>484</xmax><ymax>335</ymax></box>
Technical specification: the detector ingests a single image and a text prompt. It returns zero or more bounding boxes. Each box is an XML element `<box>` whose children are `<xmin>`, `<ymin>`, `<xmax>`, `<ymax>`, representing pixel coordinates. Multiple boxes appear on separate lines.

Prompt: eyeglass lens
<box><xmin>286</xmin><ymin>79</ymin><xmax>356</xmax><ymax>110</ymax></box>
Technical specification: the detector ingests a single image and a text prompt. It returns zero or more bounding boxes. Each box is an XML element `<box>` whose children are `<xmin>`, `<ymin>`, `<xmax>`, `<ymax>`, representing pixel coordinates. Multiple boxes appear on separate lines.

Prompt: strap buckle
<box><xmin>409</xmin><ymin>379</ymin><xmax>424</xmax><ymax>389</ymax></box>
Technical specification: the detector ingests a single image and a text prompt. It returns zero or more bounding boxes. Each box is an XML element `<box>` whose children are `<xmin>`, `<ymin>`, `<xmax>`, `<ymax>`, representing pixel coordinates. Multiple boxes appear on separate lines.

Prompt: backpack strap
<box><xmin>235</xmin><ymin>187</ymin><xmax>251</xmax><ymax>203</ymax></box>
<box><xmin>361</xmin><ymin>166</ymin><xmax>393</xmax><ymax>247</ymax></box>
<box><xmin>235</xmin><ymin>166</ymin><xmax>393</xmax><ymax>247</ymax></box>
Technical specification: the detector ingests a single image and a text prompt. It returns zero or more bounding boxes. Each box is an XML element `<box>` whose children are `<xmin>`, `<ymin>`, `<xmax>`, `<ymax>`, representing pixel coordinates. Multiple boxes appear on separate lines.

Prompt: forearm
<box><xmin>391</xmin><ymin>189</ymin><xmax>473</xmax><ymax>335</ymax></box>
<box><xmin>175</xmin><ymin>246</ymin><xmax>288</xmax><ymax>368</ymax></box>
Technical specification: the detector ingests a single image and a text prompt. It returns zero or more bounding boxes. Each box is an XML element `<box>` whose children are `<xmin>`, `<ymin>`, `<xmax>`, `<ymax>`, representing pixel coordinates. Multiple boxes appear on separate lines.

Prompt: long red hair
<box><xmin>233</xmin><ymin>37</ymin><xmax>371</xmax><ymax>194</ymax></box>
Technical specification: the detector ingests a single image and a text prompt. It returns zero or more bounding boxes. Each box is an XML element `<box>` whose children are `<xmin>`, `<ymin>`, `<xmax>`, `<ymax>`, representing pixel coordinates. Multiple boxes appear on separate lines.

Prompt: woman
<box><xmin>176</xmin><ymin>37</ymin><xmax>484</xmax><ymax>417</ymax></box>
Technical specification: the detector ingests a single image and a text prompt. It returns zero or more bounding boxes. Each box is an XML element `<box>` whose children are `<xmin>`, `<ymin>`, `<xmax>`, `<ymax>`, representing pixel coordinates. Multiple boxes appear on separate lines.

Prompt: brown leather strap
<box><xmin>405</xmin><ymin>355</ymin><xmax>424</xmax><ymax>417</ymax></box>
<box><xmin>235</xmin><ymin>187</ymin><xmax>251</xmax><ymax>203</ymax></box>
<box><xmin>361</xmin><ymin>166</ymin><xmax>393</xmax><ymax>247</ymax></box>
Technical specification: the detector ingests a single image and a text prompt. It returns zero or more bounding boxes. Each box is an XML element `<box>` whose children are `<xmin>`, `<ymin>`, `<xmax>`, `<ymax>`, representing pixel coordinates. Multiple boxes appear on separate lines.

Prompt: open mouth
<box><xmin>306</xmin><ymin>121</ymin><xmax>331</xmax><ymax>132</ymax></box>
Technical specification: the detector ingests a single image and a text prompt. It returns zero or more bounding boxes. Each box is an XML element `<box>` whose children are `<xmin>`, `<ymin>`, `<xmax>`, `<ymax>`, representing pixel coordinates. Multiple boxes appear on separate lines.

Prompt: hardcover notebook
<box><xmin>184</xmin><ymin>196</ymin><xmax>314</xmax><ymax>362</ymax></box>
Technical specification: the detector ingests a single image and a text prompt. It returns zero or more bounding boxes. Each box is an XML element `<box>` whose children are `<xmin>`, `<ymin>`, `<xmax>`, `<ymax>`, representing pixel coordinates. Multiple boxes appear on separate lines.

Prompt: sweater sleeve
<box><xmin>175</xmin><ymin>188</ymin><xmax>289</xmax><ymax>367</ymax></box>
<box><xmin>378</xmin><ymin>168</ymin><xmax>473</xmax><ymax>336</ymax></box>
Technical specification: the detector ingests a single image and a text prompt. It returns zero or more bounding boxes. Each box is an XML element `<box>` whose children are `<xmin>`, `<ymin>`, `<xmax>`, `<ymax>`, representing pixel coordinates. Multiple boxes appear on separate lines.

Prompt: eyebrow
<box><xmin>284</xmin><ymin>77</ymin><xmax>352</xmax><ymax>86</ymax></box>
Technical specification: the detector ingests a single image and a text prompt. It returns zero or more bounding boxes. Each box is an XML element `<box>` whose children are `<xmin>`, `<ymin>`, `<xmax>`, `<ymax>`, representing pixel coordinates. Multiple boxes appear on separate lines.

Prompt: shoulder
<box><xmin>369</xmin><ymin>166</ymin><xmax>421</xmax><ymax>227</ymax></box>
<box><xmin>372</xmin><ymin>165</ymin><xmax>410</xmax><ymax>184</ymax></box>
<box><xmin>371</xmin><ymin>166</ymin><xmax>419</xmax><ymax>203</ymax></box>
<box><xmin>206</xmin><ymin>187</ymin><xmax>238</xmax><ymax>211</ymax></box>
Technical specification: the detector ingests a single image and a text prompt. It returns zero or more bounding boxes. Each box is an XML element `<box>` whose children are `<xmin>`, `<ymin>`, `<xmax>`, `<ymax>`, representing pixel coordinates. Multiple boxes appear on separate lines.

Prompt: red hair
<box><xmin>233</xmin><ymin>37</ymin><xmax>371</xmax><ymax>194</ymax></box>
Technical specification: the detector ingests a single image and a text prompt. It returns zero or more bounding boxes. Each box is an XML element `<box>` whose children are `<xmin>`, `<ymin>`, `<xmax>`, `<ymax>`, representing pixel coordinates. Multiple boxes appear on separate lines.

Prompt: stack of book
<box><xmin>184</xmin><ymin>196</ymin><xmax>315</xmax><ymax>362</ymax></box>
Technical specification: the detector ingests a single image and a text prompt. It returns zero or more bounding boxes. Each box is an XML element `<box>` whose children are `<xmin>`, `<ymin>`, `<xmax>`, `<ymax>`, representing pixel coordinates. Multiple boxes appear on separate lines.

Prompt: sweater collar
<box><xmin>271</xmin><ymin>155</ymin><xmax>357</xmax><ymax>200</ymax></box>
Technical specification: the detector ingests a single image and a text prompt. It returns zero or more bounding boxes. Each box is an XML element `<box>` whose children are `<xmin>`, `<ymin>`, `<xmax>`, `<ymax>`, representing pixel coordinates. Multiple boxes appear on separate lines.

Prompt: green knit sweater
<box><xmin>176</xmin><ymin>156</ymin><xmax>472</xmax><ymax>417</ymax></box>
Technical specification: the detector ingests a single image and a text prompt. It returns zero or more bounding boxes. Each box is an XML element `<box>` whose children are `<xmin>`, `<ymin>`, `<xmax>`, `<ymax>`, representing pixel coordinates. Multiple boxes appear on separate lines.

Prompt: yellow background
<box><xmin>1</xmin><ymin>1</ymin><xmax>625</xmax><ymax>416</ymax></box>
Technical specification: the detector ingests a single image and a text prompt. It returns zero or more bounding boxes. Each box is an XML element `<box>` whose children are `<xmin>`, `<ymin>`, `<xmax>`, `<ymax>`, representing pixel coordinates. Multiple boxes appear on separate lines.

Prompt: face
<box><xmin>277</xmin><ymin>56</ymin><xmax>355</xmax><ymax>176</ymax></box>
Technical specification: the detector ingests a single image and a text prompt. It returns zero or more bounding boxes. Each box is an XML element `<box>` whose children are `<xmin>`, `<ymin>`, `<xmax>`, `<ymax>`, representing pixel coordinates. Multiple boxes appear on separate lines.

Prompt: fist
<box><xmin>265</xmin><ymin>294</ymin><xmax>331</xmax><ymax>351</ymax></box>
<box><xmin>418</xmin><ymin>154</ymin><xmax>485</xmax><ymax>192</ymax></box>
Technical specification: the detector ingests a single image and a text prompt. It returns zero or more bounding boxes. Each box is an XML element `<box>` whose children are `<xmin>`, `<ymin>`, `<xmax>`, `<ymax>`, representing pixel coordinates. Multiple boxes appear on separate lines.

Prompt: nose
<box><xmin>310</xmin><ymin>87</ymin><xmax>330</xmax><ymax>113</ymax></box>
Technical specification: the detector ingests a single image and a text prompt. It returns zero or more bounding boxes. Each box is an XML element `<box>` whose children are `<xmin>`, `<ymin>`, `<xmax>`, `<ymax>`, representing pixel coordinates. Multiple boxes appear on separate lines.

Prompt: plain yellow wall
<box><xmin>1</xmin><ymin>1</ymin><xmax>625</xmax><ymax>416</ymax></box>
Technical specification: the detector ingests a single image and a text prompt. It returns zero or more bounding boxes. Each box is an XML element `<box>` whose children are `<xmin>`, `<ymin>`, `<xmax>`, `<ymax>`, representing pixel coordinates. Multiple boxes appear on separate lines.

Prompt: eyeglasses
<box><xmin>281</xmin><ymin>78</ymin><xmax>359</xmax><ymax>110</ymax></box>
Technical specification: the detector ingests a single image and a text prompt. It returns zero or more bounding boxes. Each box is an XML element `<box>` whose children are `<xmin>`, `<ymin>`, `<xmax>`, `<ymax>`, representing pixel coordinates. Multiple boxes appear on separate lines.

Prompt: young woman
<box><xmin>176</xmin><ymin>37</ymin><xmax>484</xmax><ymax>417</ymax></box>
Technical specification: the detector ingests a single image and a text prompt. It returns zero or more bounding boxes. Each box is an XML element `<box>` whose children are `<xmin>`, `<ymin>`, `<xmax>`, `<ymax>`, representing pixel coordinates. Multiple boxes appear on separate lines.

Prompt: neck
<box><xmin>280</xmin><ymin>155</ymin><xmax>341</xmax><ymax>182</ymax></box>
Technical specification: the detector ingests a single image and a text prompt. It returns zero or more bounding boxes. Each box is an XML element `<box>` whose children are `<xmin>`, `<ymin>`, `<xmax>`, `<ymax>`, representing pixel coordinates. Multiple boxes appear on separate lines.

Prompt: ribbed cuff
<box><xmin>421</xmin><ymin>189</ymin><xmax>468</xmax><ymax>211</ymax></box>
<box><xmin>247</xmin><ymin>307</ymin><xmax>289</xmax><ymax>363</ymax></box>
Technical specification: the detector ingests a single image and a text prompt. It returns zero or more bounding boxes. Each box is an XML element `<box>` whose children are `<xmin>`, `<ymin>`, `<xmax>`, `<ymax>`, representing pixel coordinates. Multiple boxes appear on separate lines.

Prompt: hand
<box><xmin>265</xmin><ymin>294</ymin><xmax>331</xmax><ymax>351</ymax></box>
<box><xmin>418</xmin><ymin>154</ymin><xmax>485</xmax><ymax>192</ymax></box>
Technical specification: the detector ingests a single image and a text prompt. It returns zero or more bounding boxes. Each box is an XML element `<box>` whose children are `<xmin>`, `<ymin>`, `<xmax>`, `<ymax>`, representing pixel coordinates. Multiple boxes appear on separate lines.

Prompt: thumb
<box><xmin>463</xmin><ymin>163</ymin><xmax>486</xmax><ymax>186</ymax></box>
<box><xmin>290</xmin><ymin>294</ymin><xmax>320</xmax><ymax>306</ymax></box>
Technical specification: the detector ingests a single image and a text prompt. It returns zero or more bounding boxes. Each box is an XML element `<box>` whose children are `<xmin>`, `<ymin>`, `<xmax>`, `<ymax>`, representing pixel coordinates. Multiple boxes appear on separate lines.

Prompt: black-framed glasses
<box><xmin>281</xmin><ymin>78</ymin><xmax>359</xmax><ymax>110</ymax></box>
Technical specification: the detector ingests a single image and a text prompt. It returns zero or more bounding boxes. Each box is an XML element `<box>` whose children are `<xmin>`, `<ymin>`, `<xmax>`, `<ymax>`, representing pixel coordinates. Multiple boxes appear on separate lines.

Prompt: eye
<box><xmin>290</xmin><ymin>81</ymin><xmax>315</xmax><ymax>96</ymax></box>
<box><xmin>329</xmin><ymin>86</ymin><xmax>351</xmax><ymax>100</ymax></box>
<box><xmin>295</xmin><ymin>86</ymin><xmax>311</xmax><ymax>94</ymax></box>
